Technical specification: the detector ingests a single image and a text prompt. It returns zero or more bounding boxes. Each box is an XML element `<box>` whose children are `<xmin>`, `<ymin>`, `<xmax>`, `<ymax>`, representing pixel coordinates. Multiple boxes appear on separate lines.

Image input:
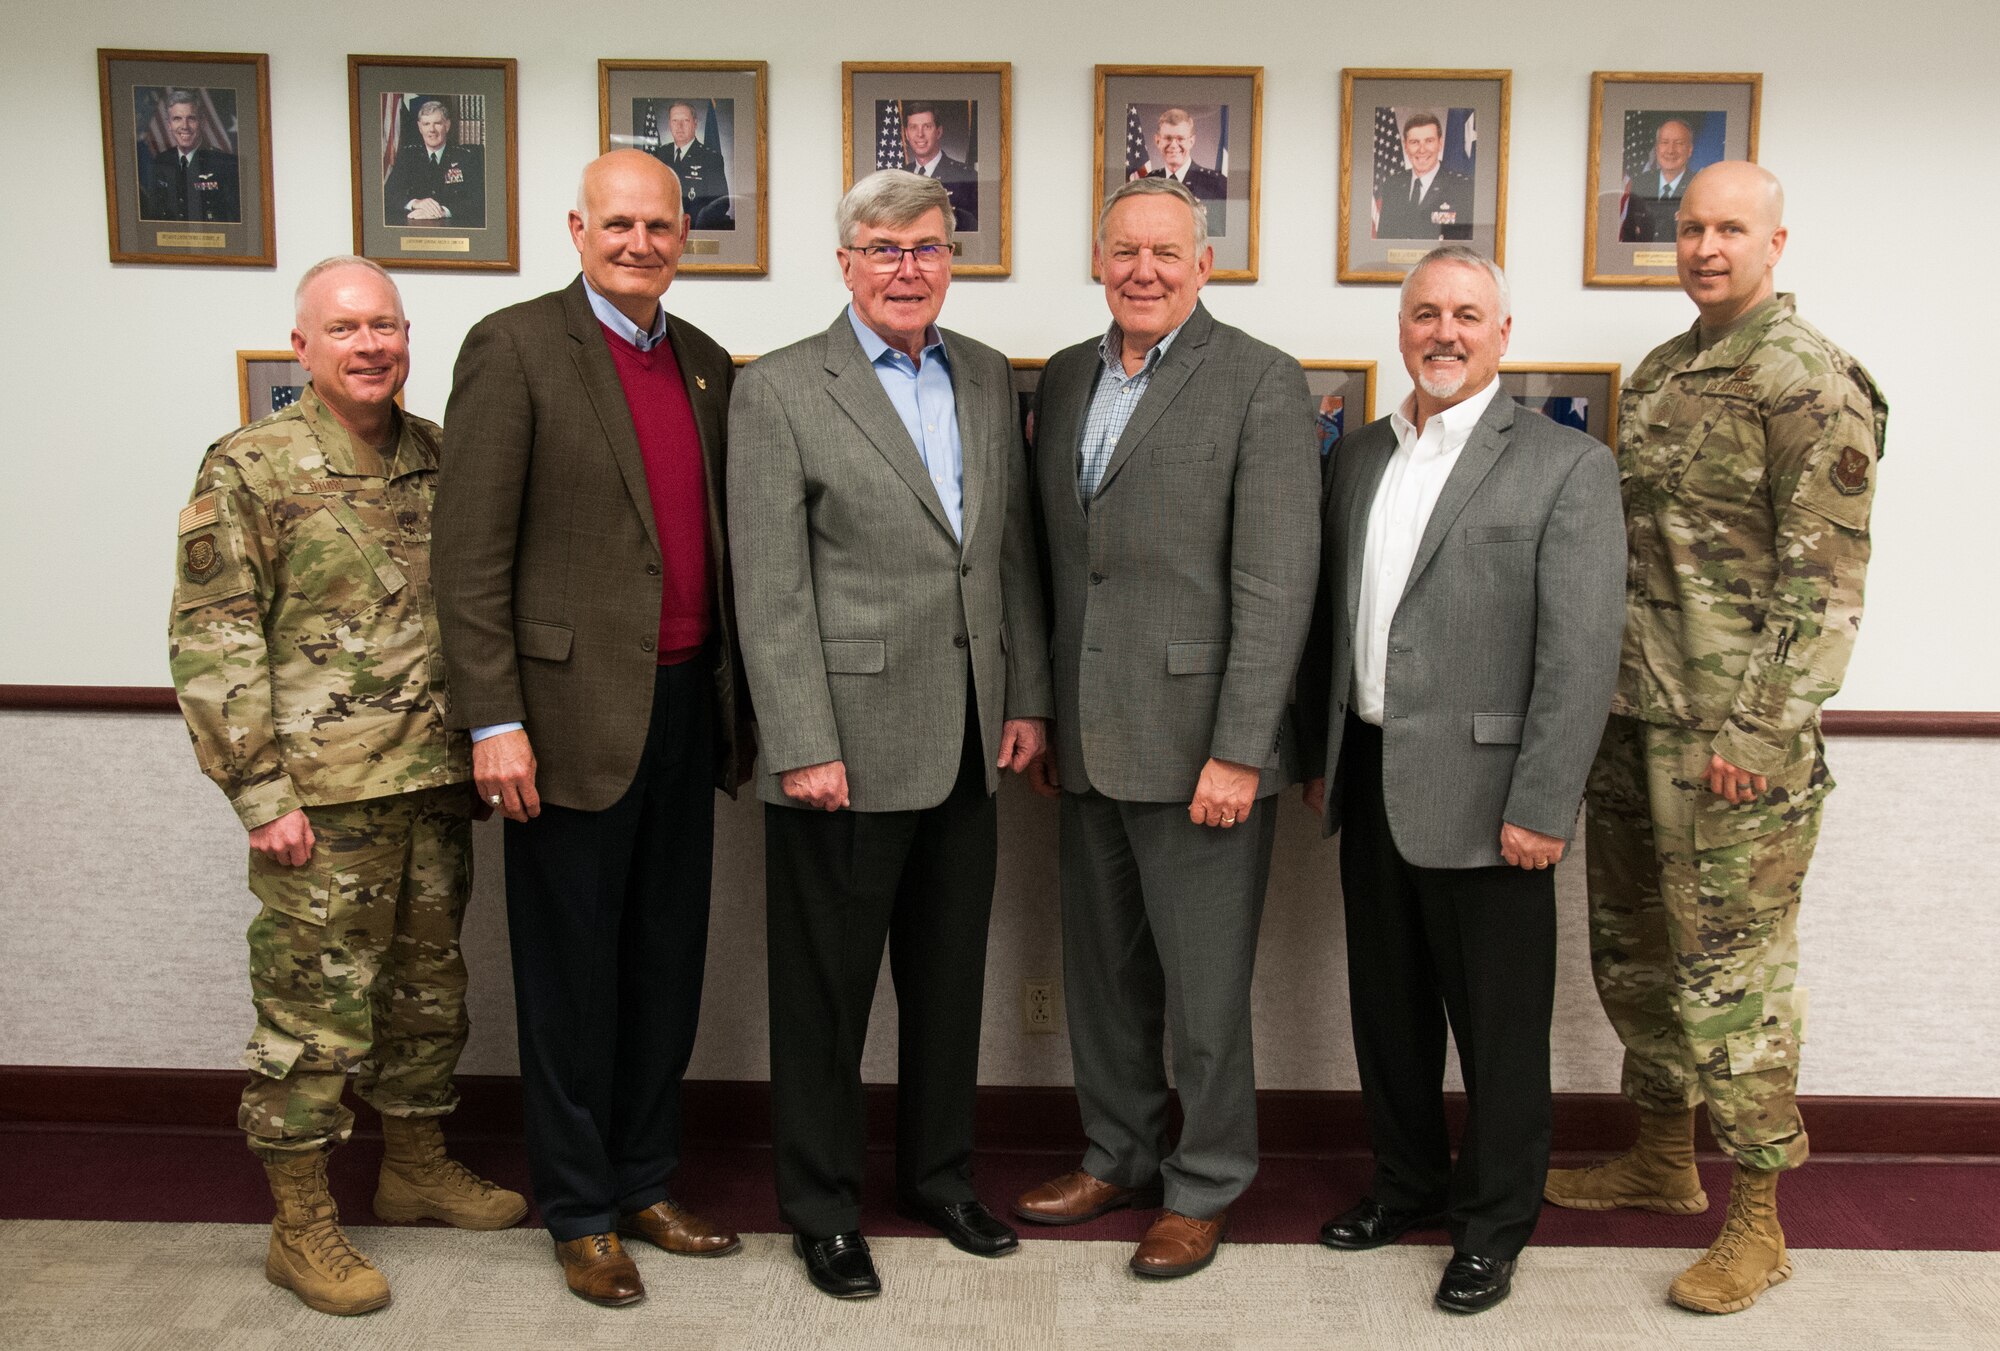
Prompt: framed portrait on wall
<box><xmin>601</xmin><ymin>60</ymin><xmax>768</xmax><ymax>275</ymax></box>
<box><xmin>1094</xmin><ymin>66</ymin><xmax>1261</xmax><ymax>282</ymax></box>
<box><xmin>1339</xmin><ymin>69</ymin><xmax>1510</xmax><ymax>284</ymax></box>
<box><xmin>1304</xmin><ymin>361</ymin><xmax>1377</xmax><ymax>457</ymax></box>
<box><xmin>1498</xmin><ymin>363</ymin><xmax>1621</xmax><ymax>448</ymax></box>
<box><xmin>97</xmin><ymin>50</ymin><xmax>274</xmax><ymax>267</ymax></box>
<box><xmin>349</xmin><ymin>55</ymin><xmax>518</xmax><ymax>272</ymax></box>
<box><xmin>843</xmin><ymin>63</ymin><xmax>1010</xmax><ymax>277</ymax></box>
<box><xmin>1585</xmin><ymin>72</ymin><xmax>1760</xmax><ymax>286</ymax></box>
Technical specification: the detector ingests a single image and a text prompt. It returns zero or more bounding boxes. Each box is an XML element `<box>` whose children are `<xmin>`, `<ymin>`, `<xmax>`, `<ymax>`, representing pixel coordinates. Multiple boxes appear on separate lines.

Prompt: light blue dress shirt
<box><xmin>1077</xmin><ymin>320</ymin><xmax>1185</xmax><ymax>503</ymax></box>
<box><xmin>847</xmin><ymin>305</ymin><xmax>963</xmax><ymax>541</ymax></box>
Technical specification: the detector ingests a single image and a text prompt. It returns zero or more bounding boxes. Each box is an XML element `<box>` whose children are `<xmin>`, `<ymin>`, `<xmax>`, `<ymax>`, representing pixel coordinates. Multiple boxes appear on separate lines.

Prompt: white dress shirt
<box><xmin>1352</xmin><ymin>377</ymin><xmax>1501</xmax><ymax>724</ymax></box>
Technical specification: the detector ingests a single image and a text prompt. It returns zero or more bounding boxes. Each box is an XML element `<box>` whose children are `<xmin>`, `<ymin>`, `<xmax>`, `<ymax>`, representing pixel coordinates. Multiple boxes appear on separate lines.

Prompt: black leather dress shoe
<box><xmin>1435</xmin><ymin>1252</ymin><xmax>1516</xmax><ymax>1314</ymax></box>
<box><xmin>793</xmin><ymin>1231</ymin><xmax>882</xmax><ymax>1299</ymax></box>
<box><xmin>1319</xmin><ymin>1197</ymin><xmax>1448</xmax><ymax>1251</ymax></box>
<box><xmin>895</xmin><ymin>1198</ymin><xmax>1020</xmax><ymax>1256</ymax></box>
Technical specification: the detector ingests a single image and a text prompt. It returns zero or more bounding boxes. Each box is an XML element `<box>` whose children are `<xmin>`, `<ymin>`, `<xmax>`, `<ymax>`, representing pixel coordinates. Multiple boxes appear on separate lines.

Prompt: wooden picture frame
<box><xmin>842</xmin><ymin>62</ymin><xmax>1011</xmax><ymax>277</ymax></box>
<box><xmin>1339</xmin><ymin>68</ymin><xmax>1510</xmax><ymax>284</ymax></box>
<box><xmin>1303</xmin><ymin>360</ymin><xmax>1377</xmax><ymax>456</ymax></box>
<box><xmin>601</xmin><ymin>59</ymin><xmax>768</xmax><ymax>276</ymax></box>
<box><xmin>1498</xmin><ymin>362</ymin><xmax>1622</xmax><ymax>448</ymax></box>
<box><xmin>1585</xmin><ymin>72</ymin><xmax>1761</xmax><ymax>286</ymax></box>
<box><xmin>349</xmin><ymin>55</ymin><xmax>518</xmax><ymax>272</ymax></box>
<box><xmin>1094</xmin><ymin>65</ymin><xmax>1262</xmax><ymax>282</ymax></box>
<box><xmin>97</xmin><ymin>49</ymin><xmax>275</xmax><ymax>267</ymax></box>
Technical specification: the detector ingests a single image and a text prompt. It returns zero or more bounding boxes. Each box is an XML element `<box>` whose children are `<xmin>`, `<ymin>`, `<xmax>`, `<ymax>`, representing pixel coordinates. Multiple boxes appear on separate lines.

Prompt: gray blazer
<box><xmin>433</xmin><ymin>277</ymin><xmax>747</xmax><ymax>811</ymax></box>
<box><xmin>1296</xmin><ymin>393</ymin><xmax>1627</xmax><ymax>869</ymax></box>
<box><xmin>1033</xmin><ymin>303</ymin><xmax>1320</xmax><ymax>802</ymax></box>
<box><xmin>728</xmin><ymin>311</ymin><xmax>1052</xmax><ymax>813</ymax></box>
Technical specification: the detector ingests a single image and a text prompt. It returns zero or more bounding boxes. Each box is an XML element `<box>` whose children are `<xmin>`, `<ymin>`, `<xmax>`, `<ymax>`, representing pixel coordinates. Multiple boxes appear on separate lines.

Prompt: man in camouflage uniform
<box><xmin>1544</xmin><ymin>163</ymin><xmax>1886</xmax><ymax>1315</ymax></box>
<box><xmin>169</xmin><ymin>256</ymin><xmax>526</xmax><ymax>1317</ymax></box>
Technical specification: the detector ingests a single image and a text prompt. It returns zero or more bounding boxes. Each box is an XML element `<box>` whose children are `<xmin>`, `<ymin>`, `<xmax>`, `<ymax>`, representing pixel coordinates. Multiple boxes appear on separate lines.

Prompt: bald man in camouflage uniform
<box><xmin>1544</xmin><ymin>164</ymin><xmax>1886</xmax><ymax>1315</ymax></box>
<box><xmin>170</xmin><ymin>256</ymin><xmax>525</xmax><ymax>1317</ymax></box>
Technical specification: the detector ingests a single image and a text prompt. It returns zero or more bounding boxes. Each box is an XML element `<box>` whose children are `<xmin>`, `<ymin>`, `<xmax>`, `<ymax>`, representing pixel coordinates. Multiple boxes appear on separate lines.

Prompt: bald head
<box><xmin>1675</xmin><ymin>161</ymin><xmax>1788</xmax><ymax>329</ymax></box>
<box><xmin>570</xmin><ymin>150</ymin><xmax>689</xmax><ymax>328</ymax></box>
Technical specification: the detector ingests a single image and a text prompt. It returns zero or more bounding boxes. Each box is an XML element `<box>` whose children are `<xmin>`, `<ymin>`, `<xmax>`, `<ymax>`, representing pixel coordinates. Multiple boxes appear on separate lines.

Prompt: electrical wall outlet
<box><xmin>1022</xmin><ymin>977</ymin><xmax>1058</xmax><ymax>1034</ymax></box>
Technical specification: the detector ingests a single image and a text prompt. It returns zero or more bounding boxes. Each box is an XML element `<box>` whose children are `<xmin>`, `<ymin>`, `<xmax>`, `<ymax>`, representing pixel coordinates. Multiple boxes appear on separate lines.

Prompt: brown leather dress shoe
<box><xmin>555</xmin><ymin>1233</ymin><xmax>645</xmax><ymax>1306</ymax></box>
<box><xmin>1013</xmin><ymin>1169</ymin><xmax>1164</xmax><ymax>1226</ymax></box>
<box><xmin>618</xmin><ymin>1199</ymin><xmax>741</xmax><ymax>1256</ymax></box>
<box><xmin>1129</xmin><ymin>1210</ymin><xmax>1227</xmax><ymax>1278</ymax></box>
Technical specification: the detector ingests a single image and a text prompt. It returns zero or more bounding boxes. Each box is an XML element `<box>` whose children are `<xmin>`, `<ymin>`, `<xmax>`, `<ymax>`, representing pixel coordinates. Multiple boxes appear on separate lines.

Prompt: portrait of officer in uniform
<box><xmin>383</xmin><ymin>98</ymin><xmax>487</xmax><ymax>228</ymax></box>
<box><xmin>648</xmin><ymin>99</ymin><xmax>733</xmax><ymax>229</ymax></box>
<box><xmin>1375</xmin><ymin>111</ymin><xmax>1474</xmax><ymax>241</ymax></box>
<box><xmin>138</xmin><ymin>86</ymin><xmax>241</xmax><ymax>223</ymax></box>
<box><xmin>897</xmin><ymin>101</ymin><xmax>979</xmax><ymax>231</ymax></box>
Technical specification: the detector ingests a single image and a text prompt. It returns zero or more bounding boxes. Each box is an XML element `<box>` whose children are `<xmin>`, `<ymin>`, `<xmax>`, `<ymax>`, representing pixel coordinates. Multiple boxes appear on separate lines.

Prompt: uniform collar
<box><xmin>298</xmin><ymin>383</ymin><xmax>426</xmax><ymax>478</ymax></box>
<box><xmin>1684</xmin><ymin>293</ymin><xmax>1793</xmax><ymax>371</ymax></box>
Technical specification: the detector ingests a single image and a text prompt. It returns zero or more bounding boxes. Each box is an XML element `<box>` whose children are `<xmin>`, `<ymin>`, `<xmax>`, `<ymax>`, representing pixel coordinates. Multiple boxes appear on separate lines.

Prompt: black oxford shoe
<box><xmin>793</xmin><ymin>1231</ymin><xmax>882</xmax><ymax>1299</ymax></box>
<box><xmin>895</xmin><ymin>1197</ymin><xmax>1020</xmax><ymax>1257</ymax></box>
<box><xmin>1319</xmin><ymin>1196</ymin><xmax>1448</xmax><ymax>1251</ymax></box>
<box><xmin>1435</xmin><ymin>1252</ymin><xmax>1516</xmax><ymax>1314</ymax></box>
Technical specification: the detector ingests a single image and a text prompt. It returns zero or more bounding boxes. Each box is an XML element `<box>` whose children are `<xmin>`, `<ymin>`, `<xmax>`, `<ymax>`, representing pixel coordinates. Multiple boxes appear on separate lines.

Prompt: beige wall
<box><xmin>4</xmin><ymin>713</ymin><xmax>1995</xmax><ymax>1098</ymax></box>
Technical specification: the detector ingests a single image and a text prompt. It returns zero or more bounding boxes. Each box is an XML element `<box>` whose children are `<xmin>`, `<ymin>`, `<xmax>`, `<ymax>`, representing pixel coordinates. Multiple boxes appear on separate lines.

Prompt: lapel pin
<box><xmin>695</xmin><ymin>375</ymin><xmax>708</xmax><ymax>390</ymax></box>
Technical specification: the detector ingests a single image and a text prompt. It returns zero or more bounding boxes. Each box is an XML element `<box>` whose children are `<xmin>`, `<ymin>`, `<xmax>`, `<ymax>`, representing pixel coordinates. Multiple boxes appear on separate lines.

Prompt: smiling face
<box><xmin>1403</xmin><ymin>120</ymin><xmax>1443</xmax><ymax>176</ymax></box>
<box><xmin>292</xmin><ymin>265</ymin><xmax>409</xmax><ymax>433</ymax></box>
<box><xmin>570</xmin><ymin>150</ymin><xmax>688</xmax><ymax>328</ymax></box>
<box><xmin>1675</xmin><ymin>161</ymin><xmax>1787</xmax><ymax>328</ymax></box>
<box><xmin>417</xmin><ymin>106</ymin><xmax>451</xmax><ymax>153</ymax></box>
<box><xmin>903</xmin><ymin>110</ymin><xmax>941</xmax><ymax>162</ymax></box>
<box><xmin>839</xmin><ymin>205</ymin><xmax>952</xmax><ymax>357</ymax></box>
<box><xmin>1154</xmin><ymin>116</ymin><xmax>1195</xmax><ymax>174</ymax></box>
<box><xmin>1655</xmin><ymin>120</ymin><xmax>1694</xmax><ymax>179</ymax></box>
<box><xmin>166</xmin><ymin>99</ymin><xmax>201</xmax><ymax>152</ymax></box>
<box><xmin>1398</xmin><ymin>258</ymin><xmax>1510</xmax><ymax>417</ymax></box>
<box><xmin>1096</xmin><ymin>191</ymin><xmax>1212</xmax><ymax>354</ymax></box>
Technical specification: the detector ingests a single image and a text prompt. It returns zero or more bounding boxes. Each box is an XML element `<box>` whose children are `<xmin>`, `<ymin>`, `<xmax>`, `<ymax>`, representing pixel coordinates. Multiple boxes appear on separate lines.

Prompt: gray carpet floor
<box><xmin>3</xmin><ymin>1222</ymin><xmax>1997</xmax><ymax>1349</ymax></box>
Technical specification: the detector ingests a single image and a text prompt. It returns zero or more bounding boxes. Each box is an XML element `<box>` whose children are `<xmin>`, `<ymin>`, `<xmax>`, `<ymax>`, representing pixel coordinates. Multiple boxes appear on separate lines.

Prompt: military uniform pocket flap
<box><xmin>1472</xmin><ymin>713</ymin><xmax>1526</xmax><ymax>744</ymax></box>
<box><xmin>515</xmin><ymin>618</ymin><xmax>574</xmax><ymax>662</ymax></box>
<box><xmin>1724</xmin><ymin>989</ymin><xmax>1807</xmax><ymax>1076</ymax></box>
<box><xmin>821</xmin><ymin>638</ymin><xmax>886</xmax><ymax>674</ymax></box>
<box><xmin>1166</xmin><ymin>640</ymin><xmax>1229</xmax><ymax>675</ymax></box>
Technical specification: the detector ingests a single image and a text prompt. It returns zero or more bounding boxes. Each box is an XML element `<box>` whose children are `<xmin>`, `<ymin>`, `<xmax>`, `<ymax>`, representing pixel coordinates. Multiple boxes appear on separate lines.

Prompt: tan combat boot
<box><xmin>1543</xmin><ymin>1106</ymin><xmax>1709</xmax><ymax>1214</ymax></box>
<box><xmin>374</xmin><ymin>1115</ymin><xmax>529</xmax><ymax>1230</ymax></box>
<box><xmin>263</xmin><ymin>1151</ymin><xmax>392</xmax><ymax>1316</ymax></box>
<box><xmin>1669</xmin><ymin>1166</ymin><xmax>1790</xmax><ymax>1313</ymax></box>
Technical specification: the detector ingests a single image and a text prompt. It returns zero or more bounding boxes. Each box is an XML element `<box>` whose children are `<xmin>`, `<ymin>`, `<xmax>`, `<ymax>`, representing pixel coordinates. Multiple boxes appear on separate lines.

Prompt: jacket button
<box><xmin>1089</xmin><ymin>572</ymin><xmax>1104</xmax><ymax>584</ymax></box>
<box><xmin>953</xmin><ymin>634</ymin><xmax>968</xmax><ymax>648</ymax></box>
<box><xmin>646</xmin><ymin>562</ymin><xmax>661</xmax><ymax>575</ymax></box>
<box><xmin>960</xmin><ymin>563</ymin><xmax>972</xmax><ymax>576</ymax></box>
<box><xmin>641</xmin><ymin>637</ymin><xmax>656</xmax><ymax>652</ymax></box>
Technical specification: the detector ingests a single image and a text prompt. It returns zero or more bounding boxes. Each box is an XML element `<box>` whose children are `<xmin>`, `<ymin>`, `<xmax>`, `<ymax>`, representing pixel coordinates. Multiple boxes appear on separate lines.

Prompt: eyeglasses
<box><xmin>845</xmin><ymin>242</ymin><xmax>953</xmax><ymax>271</ymax></box>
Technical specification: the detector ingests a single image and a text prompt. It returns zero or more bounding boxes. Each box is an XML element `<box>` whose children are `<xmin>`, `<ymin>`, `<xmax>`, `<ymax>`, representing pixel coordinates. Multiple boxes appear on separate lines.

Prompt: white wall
<box><xmin>3</xmin><ymin>0</ymin><xmax>1996</xmax><ymax>710</ymax></box>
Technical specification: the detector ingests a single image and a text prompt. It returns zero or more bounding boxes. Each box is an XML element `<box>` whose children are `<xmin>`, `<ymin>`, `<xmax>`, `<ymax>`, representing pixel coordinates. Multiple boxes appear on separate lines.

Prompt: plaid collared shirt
<box><xmin>1076</xmin><ymin>321</ymin><xmax>1184</xmax><ymax>505</ymax></box>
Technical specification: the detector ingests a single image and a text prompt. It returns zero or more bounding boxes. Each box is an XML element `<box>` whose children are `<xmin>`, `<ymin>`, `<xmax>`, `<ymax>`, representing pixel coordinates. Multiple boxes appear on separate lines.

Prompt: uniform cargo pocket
<box><xmin>1725</xmin><ymin>989</ymin><xmax>1807</xmax><ymax>1076</ymax></box>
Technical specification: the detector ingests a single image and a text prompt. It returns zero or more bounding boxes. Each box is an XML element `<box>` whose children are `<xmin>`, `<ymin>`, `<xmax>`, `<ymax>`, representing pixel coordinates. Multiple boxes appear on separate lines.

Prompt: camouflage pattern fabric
<box><xmin>1585</xmin><ymin>716</ymin><xmax>1823</xmax><ymax>1171</ymax></box>
<box><xmin>168</xmin><ymin>383</ymin><xmax>470</xmax><ymax>831</ymax></box>
<box><xmin>1611</xmin><ymin>293</ymin><xmax>1886</xmax><ymax>777</ymax></box>
<box><xmin>1585</xmin><ymin>293</ymin><xmax>1884</xmax><ymax>1173</ymax></box>
<box><xmin>240</xmin><ymin>784</ymin><xmax>473</xmax><ymax>1160</ymax></box>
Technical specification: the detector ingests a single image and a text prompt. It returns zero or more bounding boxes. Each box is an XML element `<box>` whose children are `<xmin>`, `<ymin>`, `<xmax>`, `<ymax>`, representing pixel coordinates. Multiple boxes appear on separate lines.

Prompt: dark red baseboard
<box><xmin>4</xmin><ymin>686</ymin><xmax>1998</xmax><ymax>735</ymax></box>
<box><xmin>3</xmin><ymin>1067</ymin><xmax>1993</xmax><ymax>1157</ymax></box>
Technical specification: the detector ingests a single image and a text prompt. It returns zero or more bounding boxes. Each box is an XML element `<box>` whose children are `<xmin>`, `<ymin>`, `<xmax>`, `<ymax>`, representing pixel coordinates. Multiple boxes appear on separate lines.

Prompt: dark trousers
<box><xmin>1338</xmin><ymin>715</ymin><xmax>1556</xmax><ymax>1260</ymax></box>
<box><xmin>502</xmin><ymin>657</ymin><xmax>715</xmax><ymax>1241</ymax></box>
<box><xmin>764</xmin><ymin>702</ymin><xmax>997</xmax><ymax>1238</ymax></box>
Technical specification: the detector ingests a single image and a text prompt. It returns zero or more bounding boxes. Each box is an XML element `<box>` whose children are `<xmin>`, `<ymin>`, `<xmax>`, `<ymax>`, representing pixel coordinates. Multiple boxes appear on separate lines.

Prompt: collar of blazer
<box><xmin>1089</xmin><ymin>300</ymin><xmax>1216</xmax><ymax>498</ymax></box>
<box><xmin>819</xmin><ymin>307</ymin><xmax>985</xmax><ymax>546</ymax></box>
<box><xmin>559</xmin><ymin>276</ymin><xmax>724</xmax><ymax>558</ymax></box>
<box><xmin>1341</xmin><ymin>388</ymin><xmax>1518</xmax><ymax>627</ymax></box>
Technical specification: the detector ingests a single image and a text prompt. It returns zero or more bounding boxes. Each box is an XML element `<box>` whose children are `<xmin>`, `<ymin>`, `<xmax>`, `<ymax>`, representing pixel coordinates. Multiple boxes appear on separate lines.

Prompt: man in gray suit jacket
<box><xmin>433</xmin><ymin>151</ymin><xmax>746</xmax><ymax>1307</ymax></box>
<box><xmin>1012</xmin><ymin>178</ymin><xmax>1319</xmax><ymax>1279</ymax></box>
<box><xmin>1295</xmin><ymin>246</ymin><xmax>1626</xmax><ymax>1314</ymax></box>
<box><xmin>729</xmin><ymin>170</ymin><xmax>1052</xmax><ymax>1300</ymax></box>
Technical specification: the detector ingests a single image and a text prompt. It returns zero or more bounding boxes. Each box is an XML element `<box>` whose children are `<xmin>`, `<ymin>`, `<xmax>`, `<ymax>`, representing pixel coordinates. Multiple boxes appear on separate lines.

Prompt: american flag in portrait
<box><xmin>1124</xmin><ymin>104</ymin><xmax>1150</xmax><ymax>180</ymax></box>
<box><xmin>875</xmin><ymin>100</ymin><xmax>907</xmax><ymax>170</ymax></box>
<box><xmin>1369</xmin><ymin>104</ymin><xmax>1402</xmax><ymax>236</ymax></box>
<box><xmin>639</xmin><ymin>100</ymin><xmax>659</xmax><ymax>150</ymax></box>
<box><xmin>270</xmin><ymin>385</ymin><xmax>301</xmax><ymax>413</ymax></box>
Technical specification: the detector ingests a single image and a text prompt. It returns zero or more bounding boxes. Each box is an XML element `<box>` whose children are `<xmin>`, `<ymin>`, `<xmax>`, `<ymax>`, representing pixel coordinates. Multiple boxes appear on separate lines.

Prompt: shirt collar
<box><xmin>847</xmin><ymin>305</ymin><xmax>949</xmax><ymax>371</ymax></box>
<box><xmin>1693</xmin><ymin>292</ymin><xmax>1790</xmax><ymax>362</ymax></box>
<box><xmin>1096</xmin><ymin>317</ymin><xmax>1187</xmax><ymax>379</ymax></box>
<box><xmin>1390</xmin><ymin>376</ymin><xmax>1501</xmax><ymax>455</ymax></box>
<box><xmin>584</xmin><ymin>277</ymin><xmax>669</xmax><ymax>351</ymax></box>
<box><xmin>298</xmin><ymin>383</ymin><xmax>417</xmax><ymax>478</ymax></box>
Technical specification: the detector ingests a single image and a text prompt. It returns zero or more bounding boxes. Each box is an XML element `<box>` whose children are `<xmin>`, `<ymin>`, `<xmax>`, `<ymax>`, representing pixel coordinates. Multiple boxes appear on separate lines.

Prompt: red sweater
<box><xmin>600</xmin><ymin>323</ymin><xmax>713</xmax><ymax>665</ymax></box>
